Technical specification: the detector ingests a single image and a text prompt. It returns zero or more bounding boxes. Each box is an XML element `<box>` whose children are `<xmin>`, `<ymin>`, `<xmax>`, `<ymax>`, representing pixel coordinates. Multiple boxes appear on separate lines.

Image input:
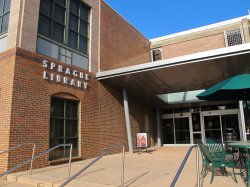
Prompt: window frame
<box><xmin>38</xmin><ymin>0</ymin><xmax>90</xmax><ymax>55</ymax></box>
<box><xmin>151</xmin><ymin>48</ymin><xmax>163</xmax><ymax>62</ymax></box>
<box><xmin>0</xmin><ymin>0</ymin><xmax>11</xmax><ymax>35</ymax></box>
<box><xmin>50</xmin><ymin>97</ymin><xmax>79</xmax><ymax>160</ymax></box>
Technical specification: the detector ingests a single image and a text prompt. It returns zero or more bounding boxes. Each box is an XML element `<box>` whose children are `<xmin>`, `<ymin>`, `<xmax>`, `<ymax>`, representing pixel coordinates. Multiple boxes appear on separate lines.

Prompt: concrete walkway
<box><xmin>0</xmin><ymin>147</ymin><xmax>247</xmax><ymax>187</ymax></box>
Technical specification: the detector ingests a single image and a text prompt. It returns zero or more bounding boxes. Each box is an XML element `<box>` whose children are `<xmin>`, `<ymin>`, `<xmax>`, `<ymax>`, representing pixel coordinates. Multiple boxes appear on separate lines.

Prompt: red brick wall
<box><xmin>0</xmin><ymin>48</ymin><xmax>156</xmax><ymax>174</ymax></box>
<box><xmin>0</xmin><ymin>49</ymin><xmax>16</xmax><ymax>175</ymax></box>
<box><xmin>161</xmin><ymin>33</ymin><xmax>225</xmax><ymax>59</ymax></box>
<box><xmin>100</xmin><ymin>1</ymin><xmax>151</xmax><ymax>71</ymax></box>
<box><xmin>81</xmin><ymin>82</ymin><xmax>156</xmax><ymax>158</ymax></box>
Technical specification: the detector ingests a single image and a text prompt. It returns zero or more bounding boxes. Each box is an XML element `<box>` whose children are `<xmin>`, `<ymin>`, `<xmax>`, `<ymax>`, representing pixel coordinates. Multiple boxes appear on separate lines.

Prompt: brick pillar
<box><xmin>7</xmin><ymin>0</ymin><xmax>40</xmax><ymax>52</ymax></box>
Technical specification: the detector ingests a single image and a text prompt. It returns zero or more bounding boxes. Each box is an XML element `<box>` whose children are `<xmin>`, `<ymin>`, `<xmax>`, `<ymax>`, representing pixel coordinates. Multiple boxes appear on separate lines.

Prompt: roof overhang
<box><xmin>97</xmin><ymin>43</ymin><xmax>250</xmax><ymax>107</ymax></box>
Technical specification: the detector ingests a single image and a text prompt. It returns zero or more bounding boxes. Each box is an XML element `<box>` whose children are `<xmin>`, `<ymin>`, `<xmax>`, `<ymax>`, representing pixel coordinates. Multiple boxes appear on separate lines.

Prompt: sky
<box><xmin>104</xmin><ymin>0</ymin><xmax>250</xmax><ymax>39</ymax></box>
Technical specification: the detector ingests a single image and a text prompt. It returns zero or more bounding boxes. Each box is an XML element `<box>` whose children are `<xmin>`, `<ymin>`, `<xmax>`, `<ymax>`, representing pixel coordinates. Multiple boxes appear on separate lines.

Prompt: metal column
<box><xmin>156</xmin><ymin>108</ymin><xmax>162</xmax><ymax>147</ymax></box>
<box><xmin>123</xmin><ymin>88</ymin><xmax>133</xmax><ymax>153</ymax></box>
<box><xmin>239</xmin><ymin>101</ymin><xmax>247</xmax><ymax>140</ymax></box>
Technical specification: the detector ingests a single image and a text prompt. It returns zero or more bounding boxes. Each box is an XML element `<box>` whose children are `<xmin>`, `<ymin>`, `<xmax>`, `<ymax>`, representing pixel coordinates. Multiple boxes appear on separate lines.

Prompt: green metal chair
<box><xmin>242</xmin><ymin>148</ymin><xmax>250</xmax><ymax>187</ymax></box>
<box><xmin>198</xmin><ymin>143</ymin><xmax>211</xmax><ymax>177</ymax></box>
<box><xmin>198</xmin><ymin>143</ymin><xmax>237</xmax><ymax>183</ymax></box>
<box><xmin>206</xmin><ymin>138</ymin><xmax>235</xmax><ymax>159</ymax></box>
<box><xmin>246</xmin><ymin>158</ymin><xmax>250</xmax><ymax>187</ymax></box>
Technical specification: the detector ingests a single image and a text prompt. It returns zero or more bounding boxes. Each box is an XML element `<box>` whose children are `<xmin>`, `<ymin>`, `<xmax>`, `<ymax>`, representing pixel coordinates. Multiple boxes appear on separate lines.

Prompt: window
<box><xmin>50</xmin><ymin>97</ymin><xmax>79</xmax><ymax>160</ymax></box>
<box><xmin>151</xmin><ymin>48</ymin><xmax>163</xmax><ymax>61</ymax></box>
<box><xmin>36</xmin><ymin>37</ymin><xmax>89</xmax><ymax>69</ymax></box>
<box><xmin>38</xmin><ymin>0</ymin><xmax>90</xmax><ymax>55</ymax></box>
<box><xmin>0</xmin><ymin>0</ymin><xmax>10</xmax><ymax>35</ymax></box>
<box><xmin>224</xmin><ymin>28</ymin><xmax>244</xmax><ymax>47</ymax></box>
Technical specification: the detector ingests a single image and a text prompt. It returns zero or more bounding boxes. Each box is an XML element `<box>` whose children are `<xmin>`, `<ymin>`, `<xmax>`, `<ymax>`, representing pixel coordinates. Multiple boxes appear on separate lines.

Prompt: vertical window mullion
<box><xmin>50</xmin><ymin>1</ymin><xmax>55</xmax><ymax>37</ymax></box>
<box><xmin>77</xmin><ymin>2</ymin><xmax>80</xmax><ymax>50</ymax></box>
<box><xmin>2</xmin><ymin>0</ymin><xmax>5</xmax><ymax>15</ymax></box>
<box><xmin>0</xmin><ymin>16</ymin><xmax>2</xmax><ymax>33</ymax></box>
<box><xmin>63</xmin><ymin>100</ymin><xmax>66</xmax><ymax>157</ymax></box>
<box><xmin>65</xmin><ymin>0</ymin><xmax>70</xmax><ymax>44</ymax></box>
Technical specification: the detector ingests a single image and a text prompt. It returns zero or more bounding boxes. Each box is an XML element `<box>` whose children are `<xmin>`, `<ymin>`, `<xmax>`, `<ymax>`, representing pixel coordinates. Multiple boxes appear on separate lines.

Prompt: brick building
<box><xmin>0</xmin><ymin>0</ymin><xmax>250</xmax><ymax>176</ymax></box>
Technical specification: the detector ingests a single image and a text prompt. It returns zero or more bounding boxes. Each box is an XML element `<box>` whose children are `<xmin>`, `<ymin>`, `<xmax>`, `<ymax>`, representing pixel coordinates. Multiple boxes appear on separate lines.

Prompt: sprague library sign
<box><xmin>42</xmin><ymin>60</ymin><xmax>90</xmax><ymax>90</ymax></box>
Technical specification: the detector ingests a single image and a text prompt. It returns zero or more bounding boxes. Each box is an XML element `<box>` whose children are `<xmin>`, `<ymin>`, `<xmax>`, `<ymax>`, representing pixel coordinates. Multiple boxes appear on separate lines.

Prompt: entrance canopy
<box><xmin>97</xmin><ymin>44</ymin><xmax>250</xmax><ymax>107</ymax></box>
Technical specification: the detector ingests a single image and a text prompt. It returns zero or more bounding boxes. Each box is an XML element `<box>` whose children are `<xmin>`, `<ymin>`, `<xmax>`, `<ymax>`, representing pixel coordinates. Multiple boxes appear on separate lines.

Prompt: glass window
<box><xmin>151</xmin><ymin>48</ymin><xmax>162</xmax><ymax>61</ymax></box>
<box><xmin>55</xmin><ymin>0</ymin><xmax>66</xmax><ymax>7</ymax></box>
<box><xmin>38</xmin><ymin>0</ymin><xmax>89</xmax><ymax>55</ymax></box>
<box><xmin>1</xmin><ymin>12</ymin><xmax>9</xmax><ymax>33</ymax></box>
<box><xmin>0</xmin><ymin>0</ymin><xmax>10</xmax><ymax>35</ymax></box>
<box><xmin>70</xmin><ymin>0</ymin><xmax>79</xmax><ymax>15</ymax></box>
<box><xmin>79</xmin><ymin>36</ymin><xmax>87</xmax><ymax>54</ymax></box>
<box><xmin>52</xmin><ymin>22</ymin><xmax>64</xmax><ymax>42</ymax></box>
<box><xmin>0</xmin><ymin>0</ymin><xmax>4</xmax><ymax>15</ymax></box>
<box><xmin>38</xmin><ymin>15</ymin><xmax>51</xmax><ymax>37</ymax></box>
<box><xmin>50</xmin><ymin>97</ymin><xmax>79</xmax><ymax>160</ymax></box>
<box><xmin>68</xmin><ymin>31</ymin><xmax>78</xmax><ymax>49</ymax></box>
<box><xmin>80</xmin><ymin>21</ymin><xmax>88</xmax><ymax>37</ymax></box>
<box><xmin>54</xmin><ymin>4</ymin><xmax>65</xmax><ymax>24</ymax></box>
<box><xmin>69</xmin><ymin>14</ymin><xmax>78</xmax><ymax>32</ymax></box>
<box><xmin>40</xmin><ymin>0</ymin><xmax>52</xmax><ymax>17</ymax></box>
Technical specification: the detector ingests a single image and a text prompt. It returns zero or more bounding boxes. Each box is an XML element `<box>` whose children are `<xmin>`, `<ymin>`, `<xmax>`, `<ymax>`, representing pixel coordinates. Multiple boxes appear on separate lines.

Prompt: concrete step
<box><xmin>0</xmin><ymin>180</ymin><xmax>34</xmax><ymax>187</ymax></box>
<box><xmin>6</xmin><ymin>174</ymin><xmax>57</xmax><ymax>187</ymax></box>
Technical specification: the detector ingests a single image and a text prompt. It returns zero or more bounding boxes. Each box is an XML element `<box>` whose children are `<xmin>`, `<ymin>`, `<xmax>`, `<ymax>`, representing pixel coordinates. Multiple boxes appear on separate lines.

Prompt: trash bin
<box><xmin>224</xmin><ymin>128</ymin><xmax>237</xmax><ymax>141</ymax></box>
<box><xmin>224</xmin><ymin>128</ymin><xmax>238</xmax><ymax>154</ymax></box>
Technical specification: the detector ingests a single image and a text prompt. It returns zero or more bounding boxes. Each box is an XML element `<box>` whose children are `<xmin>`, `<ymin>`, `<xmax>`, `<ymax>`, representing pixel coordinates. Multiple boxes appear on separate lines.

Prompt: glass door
<box><xmin>202</xmin><ymin>109</ymin><xmax>241</xmax><ymax>143</ymax></box>
<box><xmin>162</xmin><ymin>113</ymin><xmax>192</xmax><ymax>144</ymax></box>
<box><xmin>221</xmin><ymin>114</ymin><xmax>240</xmax><ymax>140</ymax></box>
<box><xmin>162</xmin><ymin>118</ymin><xmax>174</xmax><ymax>144</ymax></box>
<box><xmin>204</xmin><ymin>115</ymin><xmax>222</xmax><ymax>140</ymax></box>
<box><xmin>175</xmin><ymin>118</ymin><xmax>190</xmax><ymax>144</ymax></box>
<box><xmin>192</xmin><ymin>113</ymin><xmax>202</xmax><ymax>144</ymax></box>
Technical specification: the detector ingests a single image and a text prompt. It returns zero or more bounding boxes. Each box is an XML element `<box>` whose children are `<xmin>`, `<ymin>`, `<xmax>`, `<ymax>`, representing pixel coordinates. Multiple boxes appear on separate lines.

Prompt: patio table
<box><xmin>227</xmin><ymin>141</ymin><xmax>250</xmax><ymax>184</ymax></box>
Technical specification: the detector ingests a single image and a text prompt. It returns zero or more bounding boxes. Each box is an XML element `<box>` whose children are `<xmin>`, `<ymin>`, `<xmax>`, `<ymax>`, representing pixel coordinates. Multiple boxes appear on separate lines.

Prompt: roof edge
<box><xmin>150</xmin><ymin>15</ymin><xmax>250</xmax><ymax>42</ymax></box>
<box><xmin>97</xmin><ymin>43</ymin><xmax>250</xmax><ymax>80</ymax></box>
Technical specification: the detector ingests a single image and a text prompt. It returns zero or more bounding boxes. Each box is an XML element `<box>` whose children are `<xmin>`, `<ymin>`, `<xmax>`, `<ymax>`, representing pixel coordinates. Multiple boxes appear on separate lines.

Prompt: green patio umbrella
<box><xmin>197</xmin><ymin>74</ymin><xmax>250</xmax><ymax>101</ymax></box>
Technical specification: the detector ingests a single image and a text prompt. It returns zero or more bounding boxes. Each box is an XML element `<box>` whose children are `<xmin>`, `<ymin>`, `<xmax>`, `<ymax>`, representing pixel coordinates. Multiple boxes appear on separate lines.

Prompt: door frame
<box><xmin>162</xmin><ymin>113</ymin><xmax>193</xmax><ymax>144</ymax></box>
<box><xmin>201</xmin><ymin>109</ymin><xmax>242</xmax><ymax>143</ymax></box>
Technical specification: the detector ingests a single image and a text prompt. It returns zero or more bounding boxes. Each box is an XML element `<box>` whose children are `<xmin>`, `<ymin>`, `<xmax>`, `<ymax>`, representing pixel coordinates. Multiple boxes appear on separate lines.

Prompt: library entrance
<box><xmin>161</xmin><ymin>104</ymin><xmax>242</xmax><ymax>145</ymax></box>
<box><xmin>202</xmin><ymin>109</ymin><xmax>241</xmax><ymax>143</ymax></box>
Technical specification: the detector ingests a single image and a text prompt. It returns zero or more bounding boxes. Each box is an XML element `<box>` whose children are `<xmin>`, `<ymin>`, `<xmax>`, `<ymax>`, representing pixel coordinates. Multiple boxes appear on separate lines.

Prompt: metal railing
<box><xmin>170</xmin><ymin>144</ymin><xmax>200</xmax><ymax>187</ymax></box>
<box><xmin>0</xmin><ymin>144</ymin><xmax>72</xmax><ymax>179</ymax></box>
<box><xmin>0</xmin><ymin>143</ymin><xmax>36</xmax><ymax>176</ymax></box>
<box><xmin>60</xmin><ymin>145</ymin><xmax>125</xmax><ymax>187</ymax></box>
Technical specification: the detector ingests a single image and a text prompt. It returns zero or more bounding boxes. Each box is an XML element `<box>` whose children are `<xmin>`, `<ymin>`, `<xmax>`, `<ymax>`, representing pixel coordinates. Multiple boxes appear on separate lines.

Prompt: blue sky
<box><xmin>104</xmin><ymin>0</ymin><xmax>249</xmax><ymax>39</ymax></box>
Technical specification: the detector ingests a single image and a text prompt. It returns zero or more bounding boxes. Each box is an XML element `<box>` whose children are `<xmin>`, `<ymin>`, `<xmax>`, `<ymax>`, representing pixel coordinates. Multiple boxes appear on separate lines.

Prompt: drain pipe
<box><xmin>123</xmin><ymin>88</ymin><xmax>133</xmax><ymax>153</ymax></box>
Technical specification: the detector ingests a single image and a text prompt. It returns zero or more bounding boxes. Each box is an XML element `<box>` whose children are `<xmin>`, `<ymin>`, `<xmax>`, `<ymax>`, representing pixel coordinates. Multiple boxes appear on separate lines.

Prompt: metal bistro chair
<box><xmin>246</xmin><ymin>158</ymin><xmax>250</xmax><ymax>187</ymax></box>
<box><xmin>206</xmin><ymin>138</ymin><xmax>235</xmax><ymax>159</ymax></box>
<box><xmin>243</xmin><ymin>148</ymin><xmax>250</xmax><ymax>187</ymax></box>
<box><xmin>198</xmin><ymin>143</ymin><xmax>237</xmax><ymax>184</ymax></box>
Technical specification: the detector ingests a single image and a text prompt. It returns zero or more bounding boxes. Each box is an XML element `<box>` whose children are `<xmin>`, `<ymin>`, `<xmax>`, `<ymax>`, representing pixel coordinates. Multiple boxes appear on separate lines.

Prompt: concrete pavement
<box><xmin>0</xmin><ymin>146</ymin><xmax>247</xmax><ymax>187</ymax></box>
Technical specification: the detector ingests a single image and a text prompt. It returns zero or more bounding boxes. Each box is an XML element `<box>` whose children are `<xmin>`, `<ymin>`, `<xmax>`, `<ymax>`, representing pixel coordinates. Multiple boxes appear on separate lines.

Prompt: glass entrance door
<box><xmin>162</xmin><ymin>115</ymin><xmax>191</xmax><ymax>144</ymax></box>
<box><xmin>202</xmin><ymin>110</ymin><xmax>241</xmax><ymax>143</ymax></box>
<box><xmin>175</xmin><ymin>118</ymin><xmax>190</xmax><ymax>144</ymax></box>
<box><xmin>162</xmin><ymin>118</ymin><xmax>174</xmax><ymax>144</ymax></box>
<box><xmin>221</xmin><ymin>114</ymin><xmax>240</xmax><ymax>140</ymax></box>
<box><xmin>204</xmin><ymin>115</ymin><xmax>222</xmax><ymax>139</ymax></box>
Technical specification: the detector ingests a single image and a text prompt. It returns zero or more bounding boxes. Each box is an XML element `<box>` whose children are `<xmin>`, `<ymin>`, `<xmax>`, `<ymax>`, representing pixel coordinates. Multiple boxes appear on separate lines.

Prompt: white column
<box><xmin>123</xmin><ymin>88</ymin><xmax>133</xmax><ymax>153</ymax></box>
<box><xmin>239</xmin><ymin>101</ymin><xmax>247</xmax><ymax>140</ymax></box>
<box><xmin>157</xmin><ymin>108</ymin><xmax>162</xmax><ymax>147</ymax></box>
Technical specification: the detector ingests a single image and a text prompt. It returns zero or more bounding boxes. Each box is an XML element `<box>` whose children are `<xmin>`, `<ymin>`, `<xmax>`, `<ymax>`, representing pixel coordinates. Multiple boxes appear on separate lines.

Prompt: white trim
<box><xmin>97</xmin><ymin>43</ymin><xmax>250</xmax><ymax>79</ymax></box>
<box><xmin>150</xmin><ymin>15</ymin><xmax>250</xmax><ymax>42</ymax></box>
